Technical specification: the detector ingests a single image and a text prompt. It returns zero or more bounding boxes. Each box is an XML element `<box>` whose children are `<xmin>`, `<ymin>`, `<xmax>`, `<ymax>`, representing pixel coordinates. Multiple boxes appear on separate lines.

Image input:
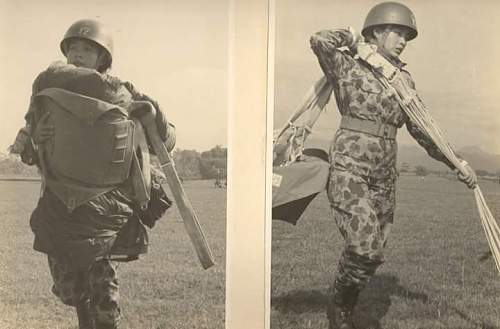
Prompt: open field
<box><xmin>0</xmin><ymin>180</ymin><xmax>226</xmax><ymax>329</ymax></box>
<box><xmin>271</xmin><ymin>175</ymin><xmax>500</xmax><ymax>329</ymax></box>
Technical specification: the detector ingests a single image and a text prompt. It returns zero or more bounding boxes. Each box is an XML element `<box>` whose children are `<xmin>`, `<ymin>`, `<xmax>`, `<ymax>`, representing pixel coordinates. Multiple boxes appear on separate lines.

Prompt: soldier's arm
<box><xmin>406</xmin><ymin>119</ymin><xmax>455</xmax><ymax>170</ymax></box>
<box><xmin>310</xmin><ymin>28</ymin><xmax>357</xmax><ymax>84</ymax></box>
<box><xmin>122</xmin><ymin>81</ymin><xmax>176</xmax><ymax>151</ymax></box>
<box><xmin>19</xmin><ymin>73</ymin><xmax>48</xmax><ymax>166</ymax></box>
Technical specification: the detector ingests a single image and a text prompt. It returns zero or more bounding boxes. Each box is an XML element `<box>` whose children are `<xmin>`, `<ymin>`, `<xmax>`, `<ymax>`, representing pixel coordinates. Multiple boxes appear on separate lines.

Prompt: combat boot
<box><xmin>327</xmin><ymin>284</ymin><xmax>360</xmax><ymax>329</ymax></box>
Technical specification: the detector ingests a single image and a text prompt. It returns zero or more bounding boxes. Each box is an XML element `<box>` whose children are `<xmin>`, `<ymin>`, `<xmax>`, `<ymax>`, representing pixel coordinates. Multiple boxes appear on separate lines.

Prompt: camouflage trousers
<box><xmin>328</xmin><ymin>129</ymin><xmax>397</xmax><ymax>289</ymax></box>
<box><xmin>48</xmin><ymin>255</ymin><xmax>121</xmax><ymax>328</ymax></box>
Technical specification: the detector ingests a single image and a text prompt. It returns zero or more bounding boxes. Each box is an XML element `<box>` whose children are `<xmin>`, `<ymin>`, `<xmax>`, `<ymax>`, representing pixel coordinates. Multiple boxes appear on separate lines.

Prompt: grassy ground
<box><xmin>271</xmin><ymin>175</ymin><xmax>500</xmax><ymax>329</ymax></box>
<box><xmin>0</xmin><ymin>180</ymin><xmax>226</xmax><ymax>329</ymax></box>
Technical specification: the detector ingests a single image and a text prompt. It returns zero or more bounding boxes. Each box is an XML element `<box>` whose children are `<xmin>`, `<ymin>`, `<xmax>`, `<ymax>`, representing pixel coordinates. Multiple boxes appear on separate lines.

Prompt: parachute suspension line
<box><xmin>379</xmin><ymin>71</ymin><xmax>500</xmax><ymax>275</ymax></box>
<box><xmin>273</xmin><ymin>76</ymin><xmax>333</xmax><ymax>166</ymax></box>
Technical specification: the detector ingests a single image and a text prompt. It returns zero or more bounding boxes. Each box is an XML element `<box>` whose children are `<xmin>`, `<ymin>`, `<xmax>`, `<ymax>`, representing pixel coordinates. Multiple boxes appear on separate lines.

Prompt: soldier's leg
<box><xmin>47</xmin><ymin>255</ymin><xmax>94</xmax><ymax>329</ymax></box>
<box><xmin>88</xmin><ymin>259</ymin><xmax>121</xmax><ymax>329</ymax></box>
<box><xmin>371</xmin><ymin>175</ymin><xmax>396</xmax><ymax>254</ymax></box>
<box><xmin>327</xmin><ymin>169</ymin><xmax>390</xmax><ymax>328</ymax></box>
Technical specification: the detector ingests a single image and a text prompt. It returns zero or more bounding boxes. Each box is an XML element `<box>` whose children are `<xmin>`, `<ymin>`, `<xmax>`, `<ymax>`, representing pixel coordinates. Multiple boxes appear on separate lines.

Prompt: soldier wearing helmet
<box><xmin>11</xmin><ymin>19</ymin><xmax>176</xmax><ymax>329</ymax></box>
<box><xmin>309</xmin><ymin>2</ymin><xmax>476</xmax><ymax>328</ymax></box>
<box><xmin>60</xmin><ymin>19</ymin><xmax>114</xmax><ymax>73</ymax></box>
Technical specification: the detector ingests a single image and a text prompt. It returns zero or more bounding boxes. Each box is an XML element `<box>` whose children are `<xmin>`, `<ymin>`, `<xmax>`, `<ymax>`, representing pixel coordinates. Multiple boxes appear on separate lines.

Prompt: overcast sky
<box><xmin>274</xmin><ymin>0</ymin><xmax>500</xmax><ymax>155</ymax></box>
<box><xmin>0</xmin><ymin>0</ymin><xmax>228</xmax><ymax>153</ymax></box>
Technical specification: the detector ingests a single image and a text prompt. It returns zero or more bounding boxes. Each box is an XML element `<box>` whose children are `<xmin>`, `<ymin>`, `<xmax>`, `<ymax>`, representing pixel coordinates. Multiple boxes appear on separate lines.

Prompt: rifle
<box><xmin>133</xmin><ymin>102</ymin><xmax>215</xmax><ymax>269</ymax></box>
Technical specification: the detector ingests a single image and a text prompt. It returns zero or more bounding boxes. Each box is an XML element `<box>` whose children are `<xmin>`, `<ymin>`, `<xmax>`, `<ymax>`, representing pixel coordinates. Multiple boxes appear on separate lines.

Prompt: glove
<box><xmin>455</xmin><ymin>159</ymin><xmax>477</xmax><ymax>189</ymax></box>
<box><xmin>137</xmin><ymin>174</ymin><xmax>172</xmax><ymax>228</ymax></box>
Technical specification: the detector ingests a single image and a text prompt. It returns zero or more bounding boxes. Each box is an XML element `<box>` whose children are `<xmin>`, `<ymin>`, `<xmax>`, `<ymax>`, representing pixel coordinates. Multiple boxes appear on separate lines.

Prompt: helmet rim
<box><xmin>60</xmin><ymin>19</ymin><xmax>113</xmax><ymax>70</ymax></box>
<box><xmin>362</xmin><ymin>2</ymin><xmax>418</xmax><ymax>41</ymax></box>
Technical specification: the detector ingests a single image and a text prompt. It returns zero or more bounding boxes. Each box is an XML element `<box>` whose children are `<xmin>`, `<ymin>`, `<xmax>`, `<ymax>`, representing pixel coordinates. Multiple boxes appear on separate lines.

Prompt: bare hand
<box><xmin>32</xmin><ymin>111</ymin><xmax>54</xmax><ymax>145</ymax></box>
<box><xmin>455</xmin><ymin>160</ymin><xmax>477</xmax><ymax>189</ymax></box>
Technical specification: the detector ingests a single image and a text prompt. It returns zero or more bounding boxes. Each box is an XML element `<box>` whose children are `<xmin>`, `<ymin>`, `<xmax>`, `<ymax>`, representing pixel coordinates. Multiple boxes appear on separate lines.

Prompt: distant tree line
<box><xmin>0</xmin><ymin>156</ymin><xmax>39</xmax><ymax>176</ymax></box>
<box><xmin>172</xmin><ymin>145</ymin><xmax>227</xmax><ymax>180</ymax></box>
<box><xmin>0</xmin><ymin>145</ymin><xmax>227</xmax><ymax>181</ymax></box>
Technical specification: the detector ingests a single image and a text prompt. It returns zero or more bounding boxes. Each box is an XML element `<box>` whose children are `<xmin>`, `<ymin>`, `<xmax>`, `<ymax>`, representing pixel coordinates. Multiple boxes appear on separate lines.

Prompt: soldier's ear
<box><xmin>372</xmin><ymin>27</ymin><xmax>383</xmax><ymax>40</ymax></box>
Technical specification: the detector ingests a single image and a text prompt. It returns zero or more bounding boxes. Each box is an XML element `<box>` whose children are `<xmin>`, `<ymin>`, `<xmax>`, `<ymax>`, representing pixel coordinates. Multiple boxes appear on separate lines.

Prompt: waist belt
<box><xmin>340</xmin><ymin>116</ymin><xmax>397</xmax><ymax>139</ymax></box>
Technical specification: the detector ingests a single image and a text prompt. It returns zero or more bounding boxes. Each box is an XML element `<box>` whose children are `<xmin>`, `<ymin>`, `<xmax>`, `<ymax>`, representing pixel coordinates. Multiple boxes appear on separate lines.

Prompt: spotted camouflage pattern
<box><xmin>310</xmin><ymin>28</ymin><xmax>454</xmax><ymax>168</ymax></box>
<box><xmin>48</xmin><ymin>256</ymin><xmax>121</xmax><ymax>328</ymax></box>
<box><xmin>327</xmin><ymin>129</ymin><xmax>396</xmax><ymax>286</ymax></box>
<box><xmin>310</xmin><ymin>29</ymin><xmax>455</xmax><ymax>290</ymax></box>
<box><xmin>310</xmin><ymin>28</ymin><xmax>406</xmax><ymax>127</ymax></box>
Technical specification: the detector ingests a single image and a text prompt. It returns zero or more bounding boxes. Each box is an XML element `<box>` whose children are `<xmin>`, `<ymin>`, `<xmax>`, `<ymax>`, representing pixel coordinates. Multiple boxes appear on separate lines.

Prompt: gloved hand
<box><xmin>137</xmin><ymin>173</ymin><xmax>172</xmax><ymax>228</ymax></box>
<box><xmin>455</xmin><ymin>160</ymin><xmax>477</xmax><ymax>189</ymax></box>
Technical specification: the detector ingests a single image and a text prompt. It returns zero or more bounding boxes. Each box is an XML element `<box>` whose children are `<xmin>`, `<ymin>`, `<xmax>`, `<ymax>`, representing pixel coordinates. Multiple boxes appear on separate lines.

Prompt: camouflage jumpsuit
<box><xmin>309</xmin><ymin>29</ymin><xmax>454</xmax><ymax>290</ymax></box>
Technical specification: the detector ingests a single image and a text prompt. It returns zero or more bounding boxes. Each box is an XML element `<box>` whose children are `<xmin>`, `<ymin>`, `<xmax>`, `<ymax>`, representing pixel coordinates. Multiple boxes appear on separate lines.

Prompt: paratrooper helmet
<box><xmin>60</xmin><ymin>19</ymin><xmax>113</xmax><ymax>71</ymax></box>
<box><xmin>362</xmin><ymin>2</ymin><xmax>418</xmax><ymax>41</ymax></box>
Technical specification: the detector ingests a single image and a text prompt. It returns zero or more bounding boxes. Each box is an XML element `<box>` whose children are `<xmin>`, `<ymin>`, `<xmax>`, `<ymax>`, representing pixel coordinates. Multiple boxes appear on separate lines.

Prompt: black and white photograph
<box><xmin>271</xmin><ymin>1</ymin><xmax>500</xmax><ymax>328</ymax></box>
<box><xmin>0</xmin><ymin>1</ymin><xmax>227</xmax><ymax>328</ymax></box>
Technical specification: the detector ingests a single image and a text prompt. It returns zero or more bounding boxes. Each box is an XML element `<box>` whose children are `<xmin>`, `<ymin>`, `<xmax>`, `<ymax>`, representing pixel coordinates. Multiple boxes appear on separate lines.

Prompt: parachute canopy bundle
<box><xmin>272</xmin><ymin>77</ymin><xmax>332</xmax><ymax>224</ymax></box>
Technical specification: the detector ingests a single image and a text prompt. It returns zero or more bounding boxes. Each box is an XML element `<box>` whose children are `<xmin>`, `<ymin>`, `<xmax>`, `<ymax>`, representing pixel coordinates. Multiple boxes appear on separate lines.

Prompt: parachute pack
<box><xmin>31</xmin><ymin>63</ymin><xmax>151</xmax><ymax>212</ymax></box>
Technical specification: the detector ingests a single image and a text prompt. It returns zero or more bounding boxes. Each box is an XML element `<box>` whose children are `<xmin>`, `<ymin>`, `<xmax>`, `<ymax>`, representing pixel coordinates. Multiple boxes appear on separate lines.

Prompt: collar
<box><xmin>365</xmin><ymin>43</ymin><xmax>407</xmax><ymax>69</ymax></box>
<box><xmin>377</xmin><ymin>48</ymin><xmax>407</xmax><ymax>69</ymax></box>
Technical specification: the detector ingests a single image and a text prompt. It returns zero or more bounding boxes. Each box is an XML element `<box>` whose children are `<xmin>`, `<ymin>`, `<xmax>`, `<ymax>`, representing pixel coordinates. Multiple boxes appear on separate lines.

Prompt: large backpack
<box><xmin>35</xmin><ymin>87</ymin><xmax>150</xmax><ymax>212</ymax></box>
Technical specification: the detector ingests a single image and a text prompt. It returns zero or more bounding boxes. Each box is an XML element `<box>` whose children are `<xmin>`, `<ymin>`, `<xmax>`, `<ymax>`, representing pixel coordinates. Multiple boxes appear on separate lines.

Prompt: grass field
<box><xmin>0</xmin><ymin>180</ymin><xmax>226</xmax><ymax>329</ymax></box>
<box><xmin>271</xmin><ymin>175</ymin><xmax>500</xmax><ymax>329</ymax></box>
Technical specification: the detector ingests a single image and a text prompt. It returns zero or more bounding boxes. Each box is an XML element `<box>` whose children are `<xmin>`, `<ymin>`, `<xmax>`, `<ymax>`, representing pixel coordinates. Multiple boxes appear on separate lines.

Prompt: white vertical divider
<box><xmin>226</xmin><ymin>1</ymin><xmax>270</xmax><ymax>329</ymax></box>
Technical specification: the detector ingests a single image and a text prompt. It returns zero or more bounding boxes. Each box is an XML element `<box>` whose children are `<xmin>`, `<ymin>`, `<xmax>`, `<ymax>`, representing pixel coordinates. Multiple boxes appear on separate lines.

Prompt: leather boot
<box><xmin>327</xmin><ymin>284</ymin><xmax>360</xmax><ymax>329</ymax></box>
<box><xmin>75</xmin><ymin>299</ymin><xmax>95</xmax><ymax>329</ymax></box>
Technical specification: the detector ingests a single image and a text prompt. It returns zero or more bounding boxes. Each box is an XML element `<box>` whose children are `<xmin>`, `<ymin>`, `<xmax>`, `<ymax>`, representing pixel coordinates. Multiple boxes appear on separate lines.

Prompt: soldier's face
<box><xmin>66</xmin><ymin>39</ymin><xmax>103</xmax><ymax>70</ymax></box>
<box><xmin>374</xmin><ymin>26</ymin><xmax>410</xmax><ymax>59</ymax></box>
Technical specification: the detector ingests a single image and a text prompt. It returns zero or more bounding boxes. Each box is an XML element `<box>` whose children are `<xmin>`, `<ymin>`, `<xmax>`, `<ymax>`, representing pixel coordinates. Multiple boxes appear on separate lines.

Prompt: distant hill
<box><xmin>398</xmin><ymin>144</ymin><xmax>500</xmax><ymax>174</ymax></box>
<box><xmin>3</xmin><ymin>143</ymin><xmax>499</xmax><ymax>177</ymax></box>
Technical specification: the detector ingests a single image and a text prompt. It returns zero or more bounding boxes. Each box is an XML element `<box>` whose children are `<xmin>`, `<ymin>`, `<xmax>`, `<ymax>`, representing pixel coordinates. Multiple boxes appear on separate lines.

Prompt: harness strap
<box><xmin>340</xmin><ymin>116</ymin><xmax>397</xmax><ymax>139</ymax></box>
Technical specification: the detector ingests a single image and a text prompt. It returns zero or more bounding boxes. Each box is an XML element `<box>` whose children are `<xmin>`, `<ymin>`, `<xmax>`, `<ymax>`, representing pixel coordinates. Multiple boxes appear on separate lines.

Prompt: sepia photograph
<box><xmin>0</xmin><ymin>1</ymin><xmax>227</xmax><ymax>328</ymax></box>
<box><xmin>271</xmin><ymin>1</ymin><xmax>500</xmax><ymax>328</ymax></box>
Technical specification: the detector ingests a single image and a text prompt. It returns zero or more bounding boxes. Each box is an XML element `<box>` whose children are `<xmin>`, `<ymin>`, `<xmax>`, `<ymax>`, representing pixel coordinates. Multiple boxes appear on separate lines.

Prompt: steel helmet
<box><xmin>60</xmin><ymin>19</ymin><xmax>113</xmax><ymax>70</ymax></box>
<box><xmin>362</xmin><ymin>2</ymin><xmax>418</xmax><ymax>41</ymax></box>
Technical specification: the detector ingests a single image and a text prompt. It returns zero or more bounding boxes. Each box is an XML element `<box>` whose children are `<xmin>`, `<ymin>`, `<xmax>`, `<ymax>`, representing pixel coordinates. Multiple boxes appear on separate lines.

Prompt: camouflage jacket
<box><xmin>310</xmin><ymin>29</ymin><xmax>454</xmax><ymax>169</ymax></box>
